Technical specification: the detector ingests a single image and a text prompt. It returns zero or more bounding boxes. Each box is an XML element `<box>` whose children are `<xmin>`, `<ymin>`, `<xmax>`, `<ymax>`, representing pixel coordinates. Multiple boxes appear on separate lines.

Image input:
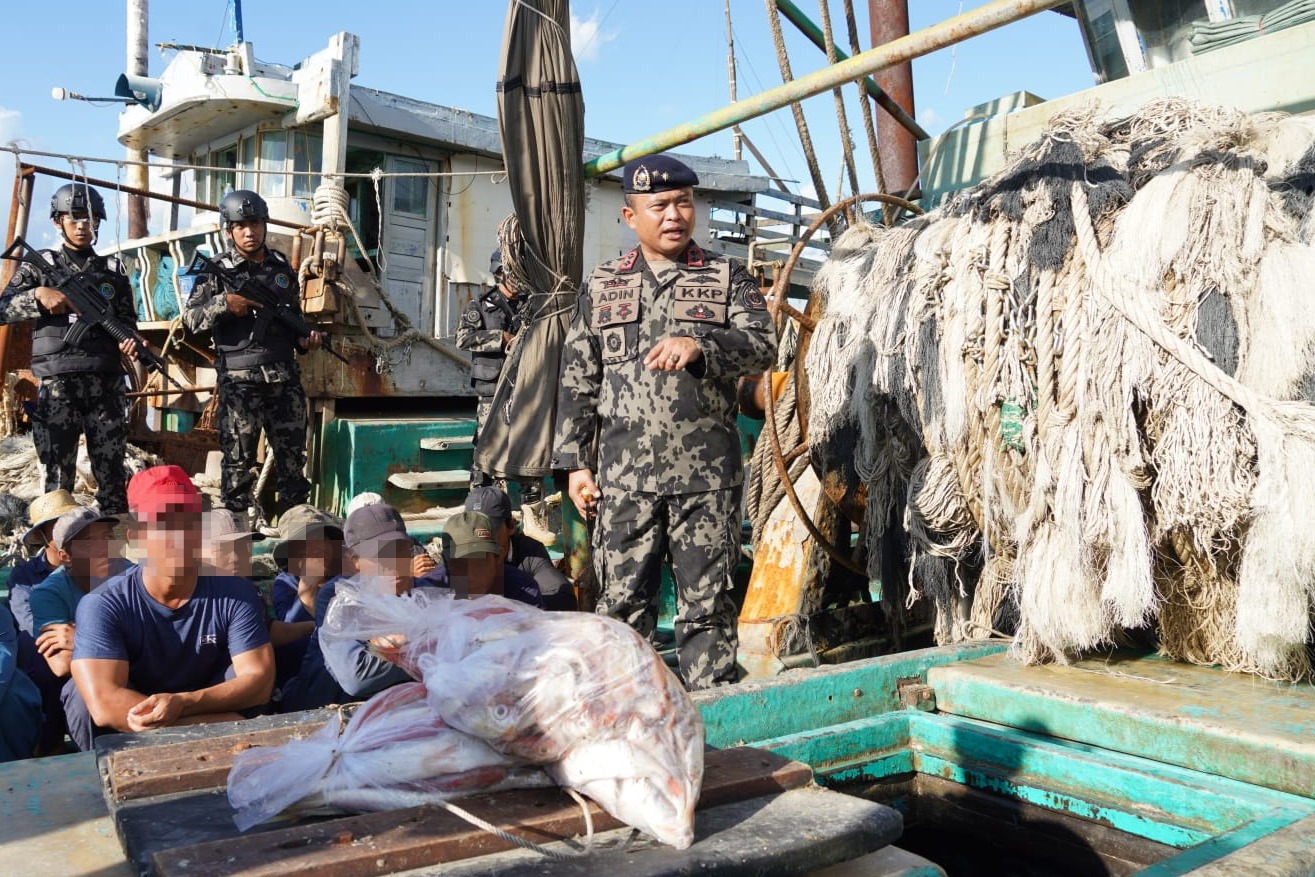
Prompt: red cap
<box><xmin>128</xmin><ymin>465</ymin><xmax>202</xmax><ymax>522</ymax></box>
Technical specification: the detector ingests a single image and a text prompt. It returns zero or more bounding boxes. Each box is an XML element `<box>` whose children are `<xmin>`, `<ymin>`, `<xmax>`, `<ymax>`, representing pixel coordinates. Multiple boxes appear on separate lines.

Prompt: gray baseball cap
<box><xmin>52</xmin><ymin>507</ymin><xmax>118</xmax><ymax>550</ymax></box>
<box><xmin>343</xmin><ymin>502</ymin><xmax>410</xmax><ymax>553</ymax></box>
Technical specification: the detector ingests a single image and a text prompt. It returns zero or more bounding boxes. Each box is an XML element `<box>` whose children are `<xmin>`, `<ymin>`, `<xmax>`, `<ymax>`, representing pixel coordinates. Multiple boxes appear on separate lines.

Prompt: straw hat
<box><xmin>23</xmin><ymin>489</ymin><xmax>84</xmax><ymax>544</ymax></box>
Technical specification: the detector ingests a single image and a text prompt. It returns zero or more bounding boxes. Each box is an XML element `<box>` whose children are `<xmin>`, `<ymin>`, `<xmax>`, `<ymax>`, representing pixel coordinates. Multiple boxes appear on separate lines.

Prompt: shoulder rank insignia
<box><xmin>616</xmin><ymin>248</ymin><xmax>640</xmax><ymax>272</ymax></box>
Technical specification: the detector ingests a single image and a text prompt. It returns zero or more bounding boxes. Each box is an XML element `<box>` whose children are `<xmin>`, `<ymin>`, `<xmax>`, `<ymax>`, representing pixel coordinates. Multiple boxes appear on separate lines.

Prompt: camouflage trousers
<box><xmin>217</xmin><ymin>375</ymin><xmax>310</xmax><ymax>514</ymax></box>
<box><xmin>470</xmin><ymin>397</ymin><xmax>541</xmax><ymax>504</ymax></box>
<box><xmin>32</xmin><ymin>372</ymin><xmax>129</xmax><ymax>514</ymax></box>
<box><xmin>593</xmin><ymin>485</ymin><xmax>742</xmax><ymax>690</ymax></box>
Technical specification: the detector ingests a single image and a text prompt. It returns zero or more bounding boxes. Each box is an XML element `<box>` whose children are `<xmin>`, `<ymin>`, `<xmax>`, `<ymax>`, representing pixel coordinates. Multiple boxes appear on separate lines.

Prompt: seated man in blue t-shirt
<box><xmin>69</xmin><ymin>466</ymin><xmax>273</xmax><ymax>750</ymax></box>
<box><xmin>464</xmin><ymin>486</ymin><xmax>574</xmax><ymax>609</ymax></box>
<box><xmin>0</xmin><ymin>604</ymin><xmax>41</xmax><ymax>761</ymax></box>
<box><xmin>280</xmin><ymin>502</ymin><xmax>445</xmax><ymax>712</ymax></box>
<box><xmin>31</xmin><ymin>507</ymin><xmax>129</xmax><ymax>680</ymax></box>
<box><xmin>7</xmin><ymin>489</ymin><xmax>84</xmax><ymax>636</ymax></box>
<box><xmin>441</xmin><ymin>511</ymin><xmax>543</xmax><ymax>608</ymax></box>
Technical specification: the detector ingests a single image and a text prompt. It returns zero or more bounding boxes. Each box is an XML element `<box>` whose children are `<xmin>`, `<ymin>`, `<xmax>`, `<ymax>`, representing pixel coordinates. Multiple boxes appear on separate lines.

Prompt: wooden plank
<box><xmin>148</xmin><ymin>747</ymin><xmax>812</xmax><ymax>877</ymax></box>
<box><xmin>418</xmin><ymin>787</ymin><xmax>904</xmax><ymax>877</ymax></box>
<box><xmin>387</xmin><ymin>469</ymin><xmax>472</xmax><ymax>490</ymax></box>
<box><xmin>419</xmin><ymin>436</ymin><xmax>474</xmax><ymax>452</ymax></box>
<box><xmin>107</xmin><ymin>723</ymin><xmax>328</xmax><ymax>802</ymax></box>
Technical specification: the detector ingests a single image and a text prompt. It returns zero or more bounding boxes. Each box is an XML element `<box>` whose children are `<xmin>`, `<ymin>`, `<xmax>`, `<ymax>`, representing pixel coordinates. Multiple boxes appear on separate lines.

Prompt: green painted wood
<box><xmin>0</xmin><ymin>752</ymin><xmax>132</xmax><ymax>875</ymax></box>
<box><xmin>1149</xmin><ymin>813</ymin><xmax>1315</xmax><ymax>876</ymax></box>
<box><xmin>694</xmin><ymin>642</ymin><xmax>1007</xmax><ymax>748</ymax></box>
<box><xmin>928</xmin><ymin>651</ymin><xmax>1315</xmax><ymax>798</ymax></box>
<box><xmin>1135</xmin><ymin>810</ymin><xmax>1315</xmax><ymax>877</ymax></box>
<box><xmin>751</xmin><ymin>713</ymin><xmax>913</xmax><ymax>776</ymax></box>
<box><xmin>315</xmin><ymin>415</ymin><xmax>477</xmax><ymax>514</ymax></box>
<box><xmin>907</xmin><ymin>713</ymin><xmax>1314</xmax><ymax>835</ymax></box>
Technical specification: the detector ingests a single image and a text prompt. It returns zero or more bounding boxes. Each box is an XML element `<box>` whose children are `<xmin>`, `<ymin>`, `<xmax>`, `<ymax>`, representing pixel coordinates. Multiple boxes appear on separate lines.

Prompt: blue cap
<box><xmin>623</xmin><ymin>155</ymin><xmax>698</xmax><ymax>194</ymax></box>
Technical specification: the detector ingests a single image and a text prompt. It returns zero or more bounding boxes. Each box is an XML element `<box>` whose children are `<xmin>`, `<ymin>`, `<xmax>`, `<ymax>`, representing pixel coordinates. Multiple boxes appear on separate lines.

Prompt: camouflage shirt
<box><xmin>0</xmin><ymin>246</ymin><xmax>135</xmax><ymax>377</ymax></box>
<box><xmin>183</xmin><ymin>247</ymin><xmax>304</xmax><ymax>380</ymax></box>
<box><xmin>553</xmin><ymin>242</ymin><xmax>776</xmax><ymax>494</ymax></box>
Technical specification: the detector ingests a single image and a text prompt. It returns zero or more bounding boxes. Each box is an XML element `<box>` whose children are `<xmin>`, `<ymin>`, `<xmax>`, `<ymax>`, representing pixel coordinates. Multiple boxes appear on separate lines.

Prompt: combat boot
<box><xmin>519</xmin><ymin>499</ymin><xmax>557</xmax><ymax>547</ymax></box>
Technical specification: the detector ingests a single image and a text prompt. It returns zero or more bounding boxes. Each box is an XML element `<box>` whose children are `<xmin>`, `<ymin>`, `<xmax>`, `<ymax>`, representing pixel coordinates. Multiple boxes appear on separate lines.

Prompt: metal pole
<box><xmin>126</xmin><ymin>0</ymin><xmax>150</xmax><ymax>239</ymax></box>
<box><xmin>0</xmin><ymin>166</ymin><xmax>36</xmax><ymax>436</ymax></box>
<box><xmin>726</xmin><ymin>0</ymin><xmax>742</xmax><ymax>162</ymax></box>
<box><xmin>774</xmin><ymin>0</ymin><xmax>928</xmax><ymax>141</ymax></box>
<box><xmin>583</xmin><ymin>0</ymin><xmax>1062</xmax><ymax>178</ymax></box>
<box><xmin>869</xmin><ymin>0</ymin><xmax>919</xmax><ymax>194</ymax></box>
<box><xmin>21</xmin><ymin>163</ymin><xmax>309</xmax><ymax>231</ymax></box>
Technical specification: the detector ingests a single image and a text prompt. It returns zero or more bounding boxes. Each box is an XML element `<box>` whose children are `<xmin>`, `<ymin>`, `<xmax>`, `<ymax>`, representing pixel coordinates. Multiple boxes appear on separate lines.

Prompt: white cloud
<box><xmin>918</xmin><ymin>107</ymin><xmax>943</xmax><ymax>129</ymax></box>
<box><xmin>570</xmin><ymin>10</ymin><xmax>616</xmax><ymax>64</ymax></box>
<box><xmin>0</xmin><ymin>107</ymin><xmax>22</xmax><ymax>145</ymax></box>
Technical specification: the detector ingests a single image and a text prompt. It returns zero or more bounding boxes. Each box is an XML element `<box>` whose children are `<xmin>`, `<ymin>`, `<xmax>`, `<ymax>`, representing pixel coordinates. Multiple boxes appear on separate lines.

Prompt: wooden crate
<box><xmin>91</xmin><ymin>709</ymin><xmax>902</xmax><ymax>877</ymax></box>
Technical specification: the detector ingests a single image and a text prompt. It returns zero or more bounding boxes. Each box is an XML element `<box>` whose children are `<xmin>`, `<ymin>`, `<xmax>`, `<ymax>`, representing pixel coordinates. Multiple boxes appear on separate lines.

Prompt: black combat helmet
<box><xmin>50</xmin><ymin>183</ymin><xmax>106</xmax><ymax>222</ymax></box>
<box><xmin>220</xmin><ymin>189</ymin><xmax>269</xmax><ymax>223</ymax></box>
<box><xmin>489</xmin><ymin>246</ymin><xmax>504</xmax><ymax>275</ymax></box>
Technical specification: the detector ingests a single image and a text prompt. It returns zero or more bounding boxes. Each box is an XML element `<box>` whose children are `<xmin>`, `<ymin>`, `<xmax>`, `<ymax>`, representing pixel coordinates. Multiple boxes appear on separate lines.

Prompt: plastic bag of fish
<box><xmin>228</xmin><ymin>588</ymin><xmax>705</xmax><ymax>848</ymax></box>
<box><xmin>227</xmin><ymin>681</ymin><xmax>554</xmax><ymax>830</ymax></box>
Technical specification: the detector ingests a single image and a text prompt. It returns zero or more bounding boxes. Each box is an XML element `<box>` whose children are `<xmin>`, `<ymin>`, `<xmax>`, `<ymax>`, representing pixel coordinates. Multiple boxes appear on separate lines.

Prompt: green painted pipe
<box><xmin>583</xmin><ymin>0</ymin><xmax>1063</xmax><ymax>178</ymax></box>
<box><xmin>773</xmin><ymin>0</ymin><xmax>929</xmax><ymax>142</ymax></box>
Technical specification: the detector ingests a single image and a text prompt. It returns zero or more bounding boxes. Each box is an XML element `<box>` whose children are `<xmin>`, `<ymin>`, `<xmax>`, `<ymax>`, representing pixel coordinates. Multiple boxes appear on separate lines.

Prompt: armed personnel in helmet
<box><xmin>183</xmin><ymin>189</ymin><xmax>323</xmax><ymax>529</ymax></box>
<box><xmin>455</xmin><ymin>244</ymin><xmax>555</xmax><ymax>545</ymax></box>
<box><xmin>0</xmin><ymin>183</ymin><xmax>138</xmax><ymax>514</ymax></box>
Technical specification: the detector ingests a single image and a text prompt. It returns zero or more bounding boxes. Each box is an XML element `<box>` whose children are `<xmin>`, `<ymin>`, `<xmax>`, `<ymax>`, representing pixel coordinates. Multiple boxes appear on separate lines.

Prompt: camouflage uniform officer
<box><xmin>183</xmin><ymin>190</ymin><xmax>321</xmax><ymax>519</ymax></box>
<box><xmin>553</xmin><ymin>155</ymin><xmax>776</xmax><ymax>689</ymax></box>
<box><xmin>0</xmin><ymin>184</ymin><xmax>137</xmax><ymax>514</ymax></box>
<box><xmin>455</xmin><ymin>247</ymin><xmax>526</xmax><ymax>486</ymax></box>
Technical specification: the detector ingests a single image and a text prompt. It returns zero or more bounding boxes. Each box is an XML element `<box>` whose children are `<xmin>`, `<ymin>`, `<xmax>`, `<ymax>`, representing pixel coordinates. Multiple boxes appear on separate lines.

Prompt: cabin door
<box><xmin>379</xmin><ymin>155</ymin><xmax>441</xmax><ymax>332</ymax></box>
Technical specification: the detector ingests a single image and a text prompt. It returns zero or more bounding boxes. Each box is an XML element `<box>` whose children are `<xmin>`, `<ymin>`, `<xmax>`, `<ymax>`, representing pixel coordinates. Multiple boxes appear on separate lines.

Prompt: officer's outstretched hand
<box><xmin>568</xmin><ymin>469</ymin><xmax>601</xmax><ymax>519</ymax></box>
<box><xmin>300</xmin><ymin>331</ymin><xmax>324</xmax><ymax>351</ymax></box>
<box><xmin>645</xmin><ymin>336</ymin><xmax>702</xmax><ymax>371</ymax></box>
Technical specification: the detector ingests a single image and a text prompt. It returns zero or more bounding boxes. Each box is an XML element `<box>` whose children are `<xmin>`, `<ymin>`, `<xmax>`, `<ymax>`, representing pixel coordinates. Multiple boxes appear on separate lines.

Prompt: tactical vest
<box><xmin>587</xmin><ymin>245</ymin><xmax>731</xmax><ymax>364</ymax></box>
<box><xmin>210</xmin><ymin>250</ymin><xmax>299</xmax><ymax>370</ymax></box>
<box><xmin>469</xmin><ymin>288</ymin><xmax>522</xmax><ymax>397</ymax></box>
<box><xmin>31</xmin><ymin>251</ymin><xmax>128</xmax><ymax>377</ymax></box>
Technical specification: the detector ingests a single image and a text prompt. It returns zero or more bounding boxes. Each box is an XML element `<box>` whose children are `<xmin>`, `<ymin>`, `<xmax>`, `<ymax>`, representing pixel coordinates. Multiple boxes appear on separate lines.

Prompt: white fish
<box><xmin>227</xmin><ymin>682</ymin><xmax>545</xmax><ymax>831</ymax></box>
<box><xmin>320</xmin><ymin>589</ymin><xmax>706</xmax><ymax>849</ymax></box>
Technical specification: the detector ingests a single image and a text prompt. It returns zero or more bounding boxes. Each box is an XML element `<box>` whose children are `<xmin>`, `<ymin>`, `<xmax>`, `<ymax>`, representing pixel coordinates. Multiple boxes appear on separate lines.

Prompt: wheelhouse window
<box><xmin>258</xmin><ymin>132</ymin><xmax>288</xmax><ymax>199</ymax></box>
<box><xmin>391</xmin><ymin>157</ymin><xmax>430</xmax><ymax>218</ymax></box>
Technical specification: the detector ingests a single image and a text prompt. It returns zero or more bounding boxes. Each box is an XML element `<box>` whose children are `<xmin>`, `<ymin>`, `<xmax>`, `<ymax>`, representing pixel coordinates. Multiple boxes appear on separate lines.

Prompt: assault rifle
<box><xmin>1</xmin><ymin>237</ymin><xmax>185</xmax><ymax>391</ymax></box>
<box><xmin>184</xmin><ymin>251</ymin><xmax>350</xmax><ymax>365</ymax></box>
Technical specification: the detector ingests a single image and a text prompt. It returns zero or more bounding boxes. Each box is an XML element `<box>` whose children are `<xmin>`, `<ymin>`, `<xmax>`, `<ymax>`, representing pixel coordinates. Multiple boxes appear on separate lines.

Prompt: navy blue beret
<box><xmin>623</xmin><ymin>155</ymin><xmax>699</xmax><ymax>194</ymax></box>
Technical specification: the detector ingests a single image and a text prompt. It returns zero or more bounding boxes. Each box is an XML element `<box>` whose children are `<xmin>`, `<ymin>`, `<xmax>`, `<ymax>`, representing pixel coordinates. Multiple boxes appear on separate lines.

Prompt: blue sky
<box><xmin>0</xmin><ymin>1</ymin><xmax>1094</xmax><ymax>246</ymax></box>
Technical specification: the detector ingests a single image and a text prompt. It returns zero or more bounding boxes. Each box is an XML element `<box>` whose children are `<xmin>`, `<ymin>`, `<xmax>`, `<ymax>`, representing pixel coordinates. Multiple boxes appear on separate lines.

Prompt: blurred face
<box><xmin>622</xmin><ymin>188</ymin><xmax>696</xmax><ymax>260</ymax></box>
<box><xmin>60</xmin><ymin>522</ymin><xmax>119</xmax><ymax>584</ymax></box>
<box><xmin>446</xmin><ymin>552</ymin><xmax>500</xmax><ymax>598</ymax></box>
<box><xmin>56</xmin><ymin>212</ymin><xmax>97</xmax><ymax>249</ymax></box>
<box><xmin>228</xmin><ymin>219</ymin><xmax>267</xmax><ymax>258</ymax></box>
<box><xmin>352</xmin><ymin>539</ymin><xmax>414</xmax><ymax>596</ymax></box>
<box><xmin>203</xmin><ymin>538</ymin><xmax>253</xmax><ymax>578</ymax></box>
<box><xmin>135</xmin><ymin>509</ymin><xmax>202</xmax><ymax>577</ymax></box>
<box><xmin>288</xmin><ymin>536</ymin><xmax>342</xmax><ymax>580</ymax></box>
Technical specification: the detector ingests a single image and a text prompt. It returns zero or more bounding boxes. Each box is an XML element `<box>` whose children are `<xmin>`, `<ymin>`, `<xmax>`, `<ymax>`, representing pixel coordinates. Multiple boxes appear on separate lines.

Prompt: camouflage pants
<box><xmin>32</xmin><ymin>372</ymin><xmax>129</xmax><ymax>514</ymax></box>
<box><xmin>470</xmin><ymin>398</ymin><xmax>541</xmax><ymax>504</ymax></box>
<box><xmin>217</xmin><ymin>375</ymin><xmax>310</xmax><ymax>514</ymax></box>
<box><xmin>593</xmin><ymin>485</ymin><xmax>742</xmax><ymax>690</ymax></box>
